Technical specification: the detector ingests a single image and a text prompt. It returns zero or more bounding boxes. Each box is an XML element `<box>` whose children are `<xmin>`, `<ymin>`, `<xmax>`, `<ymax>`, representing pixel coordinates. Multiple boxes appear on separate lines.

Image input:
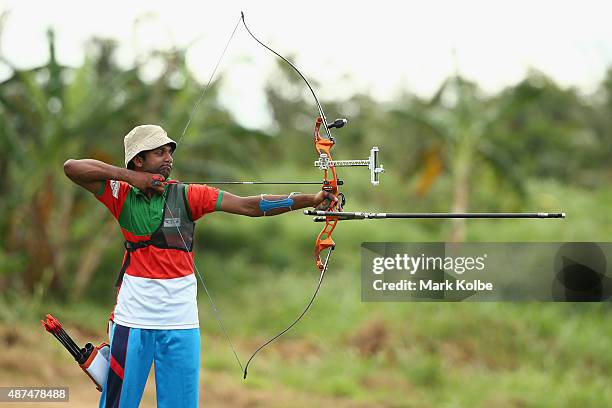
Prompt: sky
<box><xmin>1</xmin><ymin>0</ymin><xmax>611</xmax><ymax>128</ymax></box>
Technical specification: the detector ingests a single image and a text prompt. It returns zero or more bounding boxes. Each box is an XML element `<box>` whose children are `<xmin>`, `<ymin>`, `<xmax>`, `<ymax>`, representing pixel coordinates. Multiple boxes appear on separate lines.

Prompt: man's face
<box><xmin>134</xmin><ymin>144</ymin><xmax>174</xmax><ymax>179</ymax></box>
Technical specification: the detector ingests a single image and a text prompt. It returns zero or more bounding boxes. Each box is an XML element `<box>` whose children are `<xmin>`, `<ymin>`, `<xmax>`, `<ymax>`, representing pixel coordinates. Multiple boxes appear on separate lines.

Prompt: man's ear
<box><xmin>132</xmin><ymin>155</ymin><xmax>145</xmax><ymax>169</ymax></box>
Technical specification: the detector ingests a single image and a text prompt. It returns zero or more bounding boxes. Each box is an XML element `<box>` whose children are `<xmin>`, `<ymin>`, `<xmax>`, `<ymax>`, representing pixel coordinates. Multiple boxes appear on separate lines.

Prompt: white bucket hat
<box><xmin>124</xmin><ymin>125</ymin><xmax>177</xmax><ymax>168</ymax></box>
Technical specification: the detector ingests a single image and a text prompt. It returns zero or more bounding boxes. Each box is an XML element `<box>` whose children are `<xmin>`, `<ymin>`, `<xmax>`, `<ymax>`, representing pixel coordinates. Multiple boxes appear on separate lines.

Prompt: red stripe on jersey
<box><xmin>124</xmin><ymin>246</ymin><xmax>195</xmax><ymax>279</ymax></box>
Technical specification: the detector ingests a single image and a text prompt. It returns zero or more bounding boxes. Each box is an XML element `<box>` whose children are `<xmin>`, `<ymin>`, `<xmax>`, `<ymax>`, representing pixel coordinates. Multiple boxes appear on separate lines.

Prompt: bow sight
<box><xmin>314</xmin><ymin>145</ymin><xmax>385</xmax><ymax>186</ymax></box>
<box><xmin>316</xmin><ymin>118</ymin><xmax>385</xmax><ymax>186</ymax></box>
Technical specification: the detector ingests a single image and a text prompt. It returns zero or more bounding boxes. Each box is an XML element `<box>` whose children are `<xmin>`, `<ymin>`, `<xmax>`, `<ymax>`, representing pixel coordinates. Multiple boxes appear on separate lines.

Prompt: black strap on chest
<box><xmin>115</xmin><ymin>183</ymin><xmax>195</xmax><ymax>287</ymax></box>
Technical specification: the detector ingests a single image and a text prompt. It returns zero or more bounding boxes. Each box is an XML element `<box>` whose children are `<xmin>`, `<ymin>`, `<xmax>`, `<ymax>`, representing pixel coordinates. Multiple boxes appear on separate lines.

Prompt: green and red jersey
<box><xmin>95</xmin><ymin>179</ymin><xmax>222</xmax><ymax>329</ymax></box>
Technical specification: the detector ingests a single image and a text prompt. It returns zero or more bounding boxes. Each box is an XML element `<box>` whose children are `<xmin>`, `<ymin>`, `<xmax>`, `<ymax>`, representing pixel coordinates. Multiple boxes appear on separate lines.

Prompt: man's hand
<box><xmin>313</xmin><ymin>191</ymin><xmax>339</xmax><ymax>211</ymax></box>
<box><xmin>128</xmin><ymin>172</ymin><xmax>166</xmax><ymax>195</ymax></box>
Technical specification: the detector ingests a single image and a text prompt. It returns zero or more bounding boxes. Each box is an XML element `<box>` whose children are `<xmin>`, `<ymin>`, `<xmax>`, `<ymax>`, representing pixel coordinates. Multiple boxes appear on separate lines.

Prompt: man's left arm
<box><xmin>219</xmin><ymin>191</ymin><xmax>337</xmax><ymax>217</ymax></box>
<box><xmin>186</xmin><ymin>184</ymin><xmax>337</xmax><ymax>220</ymax></box>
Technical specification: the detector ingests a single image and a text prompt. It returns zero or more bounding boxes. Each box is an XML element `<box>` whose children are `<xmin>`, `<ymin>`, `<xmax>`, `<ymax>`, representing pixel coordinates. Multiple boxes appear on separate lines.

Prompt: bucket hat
<box><xmin>124</xmin><ymin>125</ymin><xmax>176</xmax><ymax>168</ymax></box>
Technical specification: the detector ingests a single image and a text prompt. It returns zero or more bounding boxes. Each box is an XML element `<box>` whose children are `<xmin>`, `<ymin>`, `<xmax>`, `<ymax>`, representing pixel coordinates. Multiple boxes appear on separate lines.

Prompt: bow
<box><xmin>165</xmin><ymin>12</ymin><xmax>386</xmax><ymax>379</ymax></box>
<box><xmin>165</xmin><ymin>11</ymin><xmax>565</xmax><ymax>380</ymax></box>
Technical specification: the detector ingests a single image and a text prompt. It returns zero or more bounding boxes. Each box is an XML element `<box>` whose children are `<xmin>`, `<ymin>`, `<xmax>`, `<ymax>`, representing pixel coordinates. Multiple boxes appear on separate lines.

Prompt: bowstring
<box><xmin>169</xmin><ymin>14</ymin><xmax>245</xmax><ymax>374</ymax></box>
<box><xmin>164</xmin><ymin>204</ymin><xmax>244</xmax><ymax>373</ymax></box>
<box><xmin>176</xmin><ymin>15</ymin><xmax>242</xmax><ymax>146</ymax></box>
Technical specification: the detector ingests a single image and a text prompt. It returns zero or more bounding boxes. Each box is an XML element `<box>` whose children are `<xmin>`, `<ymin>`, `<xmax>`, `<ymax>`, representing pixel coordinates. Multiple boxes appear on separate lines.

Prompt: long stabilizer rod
<box><xmin>305</xmin><ymin>210</ymin><xmax>566</xmax><ymax>222</ymax></box>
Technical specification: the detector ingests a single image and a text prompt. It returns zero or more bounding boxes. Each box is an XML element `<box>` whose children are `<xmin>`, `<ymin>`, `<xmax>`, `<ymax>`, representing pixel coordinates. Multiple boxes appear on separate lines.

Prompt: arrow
<box><xmin>305</xmin><ymin>210</ymin><xmax>566</xmax><ymax>221</ymax></box>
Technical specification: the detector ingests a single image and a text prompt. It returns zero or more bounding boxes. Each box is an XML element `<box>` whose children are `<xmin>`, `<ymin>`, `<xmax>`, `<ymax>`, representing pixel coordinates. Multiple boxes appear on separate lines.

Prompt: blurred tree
<box><xmin>491</xmin><ymin>70</ymin><xmax>594</xmax><ymax>184</ymax></box>
<box><xmin>0</xmin><ymin>31</ymin><xmax>144</xmax><ymax>296</ymax></box>
<box><xmin>0</xmin><ymin>28</ymin><xmax>263</xmax><ymax>300</ymax></box>
<box><xmin>384</xmin><ymin>75</ymin><xmax>511</xmax><ymax>241</ymax></box>
<box><xmin>587</xmin><ymin>67</ymin><xmax>612</xmax><ymax>186</ymax></box>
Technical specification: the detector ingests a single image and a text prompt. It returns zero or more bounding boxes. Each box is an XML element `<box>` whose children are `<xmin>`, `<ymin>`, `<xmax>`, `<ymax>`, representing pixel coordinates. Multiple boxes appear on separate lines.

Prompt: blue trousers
<box><xmin>99</xmin><ymin>322</ymin><xmax>200</xmax><ymax>408</ymax></box>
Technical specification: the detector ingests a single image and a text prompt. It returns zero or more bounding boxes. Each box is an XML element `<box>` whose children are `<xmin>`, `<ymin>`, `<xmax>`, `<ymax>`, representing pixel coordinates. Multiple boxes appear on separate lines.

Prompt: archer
<box><xmin>63</xmin><ymin>124</ymin><xmax>337</xmax><ymax>408</ymax></box>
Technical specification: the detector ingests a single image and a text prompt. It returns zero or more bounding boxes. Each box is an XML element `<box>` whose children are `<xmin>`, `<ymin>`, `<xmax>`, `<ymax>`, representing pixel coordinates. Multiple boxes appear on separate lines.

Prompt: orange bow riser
<box><xmin>313</xmin><ymin>117</ymin><xmax>341</xmax><ymax>271</ymax></box>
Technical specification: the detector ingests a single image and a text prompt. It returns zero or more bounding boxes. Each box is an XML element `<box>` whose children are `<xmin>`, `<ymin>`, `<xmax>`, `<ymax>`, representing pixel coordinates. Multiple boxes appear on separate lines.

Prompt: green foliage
<box><xmin>2</xmin><ymin>29</ymin><xmax>607</xmax><ymax>298</ymax></box>
<box><xmin>1</xmin><ymin>25</ymin><xmax>612</xmax><ymax>407</ymax></box>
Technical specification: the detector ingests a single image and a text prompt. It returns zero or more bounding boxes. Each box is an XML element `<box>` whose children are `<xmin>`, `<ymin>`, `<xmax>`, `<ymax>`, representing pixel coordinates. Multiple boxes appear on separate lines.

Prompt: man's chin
<box><xmin>157</xmin><ymin>168</ymin><xmax>171</xmax><ymax>179</ymax></box>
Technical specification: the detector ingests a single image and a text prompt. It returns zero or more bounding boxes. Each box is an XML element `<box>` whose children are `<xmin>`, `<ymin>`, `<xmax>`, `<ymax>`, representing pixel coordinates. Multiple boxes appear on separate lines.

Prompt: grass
<box><xmin>4</xmin><ymin>277</ymin><xmax>612</xmax><ymax>407</ymax></box>
<box><xmin>3</xmin><ymin>180</ymin><xmax>612</xmax><ymax>406</ymax></box>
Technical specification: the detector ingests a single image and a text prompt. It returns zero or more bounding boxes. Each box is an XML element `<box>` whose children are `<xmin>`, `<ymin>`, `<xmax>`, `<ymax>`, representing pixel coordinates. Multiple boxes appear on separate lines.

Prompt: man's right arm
<box><xmin>63</xmin><ymin>159</ymin><xmax>164</xmax><ymax>195</ymax></box>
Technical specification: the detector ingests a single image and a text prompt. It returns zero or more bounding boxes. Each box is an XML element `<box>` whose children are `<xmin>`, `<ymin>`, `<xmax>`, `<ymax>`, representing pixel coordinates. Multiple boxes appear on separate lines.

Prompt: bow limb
<box><xmin>240</xmin><ymin>12</ymin><xmax>333</xmax><ymax>140</ymax></box>
<box><xmin>242</xmin><ymin>248</ymin><xmax>333</xmax><ymax>379</ymax></box>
